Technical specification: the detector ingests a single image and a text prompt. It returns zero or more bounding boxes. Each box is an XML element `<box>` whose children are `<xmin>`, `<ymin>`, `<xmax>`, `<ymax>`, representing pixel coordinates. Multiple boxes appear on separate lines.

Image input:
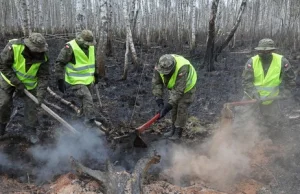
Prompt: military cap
<box><xmin>255</xmin><ymin>38</ymin><xmax>276</xmax><ymax>51</ymax></box>
<box><xmin>24</xmin><ymin>33</ymin><xmax>48</xmax><ymax>52</ymax></box>
<box><xmin>76</xmin><ymin>30</ymin><xmax>95</xmax><ymax>46</ymax></box>
<box><xmin>155</xmin><ymin>54</ymin><xmax>175</xmax><ymax>75</ymax></box>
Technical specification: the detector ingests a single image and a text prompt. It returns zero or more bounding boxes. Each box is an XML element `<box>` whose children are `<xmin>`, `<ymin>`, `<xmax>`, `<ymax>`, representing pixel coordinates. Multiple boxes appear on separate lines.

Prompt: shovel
<box><xmin>221</xmin><ymin>95</ymin><xmax>287</xmax><ymax>128</ymax></box>
<box><xmin>133</xmin><ymin>113</ymin><xmax>160</xmax><ymax>148</ymax></box>
<box><xmin>24</xmin><ymin>89</ymin><xmax>79</xmax><ymax>135</ymax></box>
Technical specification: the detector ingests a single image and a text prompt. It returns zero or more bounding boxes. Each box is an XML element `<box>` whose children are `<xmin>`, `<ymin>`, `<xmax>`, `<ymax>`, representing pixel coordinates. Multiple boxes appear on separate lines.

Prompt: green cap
<box><xmin>76</xmin><ymin>30</ymin><xmax>95</xmax><ymax>46</ymax></box>
<box><xmin>255</xmin><ymin>38</ymin><xmax>276</xmax><ymax>51</ymax></box>
<box><xmin>24</xmin><ymin>33</ymin><xmax>48</xmax><ymax>52</ymax></box>
<box><xmin>155</xmin><ymin>54</ymin><xmax>175</xmax><ymax>75</ymax></box>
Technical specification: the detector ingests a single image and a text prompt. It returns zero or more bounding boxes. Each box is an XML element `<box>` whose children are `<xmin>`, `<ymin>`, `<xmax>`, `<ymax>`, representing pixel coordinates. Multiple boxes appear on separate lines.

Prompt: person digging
<box><xmin>152</xmin><ymin>54</ymin><xmax>197</xmax><ymax>140</ymax></box>
<box><xmin>240</xmin><ymin>38</ymin><xmax>296</xmax><ymax>129</ymax></box>
<box><xmin>54</xmin><ymin>30</ymin><xmax>107</xmax><ymax>129</ymax></box>
<box><xmin>0</xmin><ymin>33</ymin><xmax>49</xmax><ymax>143</ymax></box>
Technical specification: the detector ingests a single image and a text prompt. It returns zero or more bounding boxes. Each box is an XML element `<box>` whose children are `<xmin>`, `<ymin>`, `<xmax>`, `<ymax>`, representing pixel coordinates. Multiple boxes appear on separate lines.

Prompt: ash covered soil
<box><xmin>1</xmin><ymin>37</ymin><xmax>300</xmax><ymax>194</ymax></box>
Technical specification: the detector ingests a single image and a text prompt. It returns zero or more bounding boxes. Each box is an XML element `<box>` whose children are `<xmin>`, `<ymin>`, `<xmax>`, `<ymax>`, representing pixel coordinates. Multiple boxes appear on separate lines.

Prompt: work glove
<box><xmin>155</xmin><ymin>98</ymin><xmax>164</xmax><ymax>110</ymax></box>
<box><xmin>94</xmin><ymin>73</ymin><xmax>99</xmax><ymax>85</ymax></box>
<box><xmin>14</xmin><ymin>83</ymin><xmax>25</xmax><ymax>96</ymax></box>
<box><xmin>159</xmin><ymin>103</ymin><xmax>173</xmax><ymax>119</ymax></box>
<box><xmin>57</xmin><ymin>79</ymin><xmax>66</xmax><ymax>93</ymax></box>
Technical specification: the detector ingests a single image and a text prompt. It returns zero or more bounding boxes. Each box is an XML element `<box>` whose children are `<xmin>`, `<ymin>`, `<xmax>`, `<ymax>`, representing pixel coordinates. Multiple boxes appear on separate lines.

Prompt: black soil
<box><xmin>1</xmin><ymin>37</ymin><xmax>300</xmax><ymax>193</ymax></box>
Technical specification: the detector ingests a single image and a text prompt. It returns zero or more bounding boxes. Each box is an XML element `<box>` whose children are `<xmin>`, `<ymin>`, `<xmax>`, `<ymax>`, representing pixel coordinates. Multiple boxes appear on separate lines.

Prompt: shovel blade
<box><xmin>133</xmin><ymin>135</ymin><xmax>147</xmax><ymax>148</ymax></box>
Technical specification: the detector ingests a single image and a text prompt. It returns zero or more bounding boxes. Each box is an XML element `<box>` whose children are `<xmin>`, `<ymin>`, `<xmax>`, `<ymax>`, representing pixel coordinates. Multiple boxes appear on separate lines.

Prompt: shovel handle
<box><xmin>136</xmin><ymin>113</ymin><xmax>160</xmax><ymax>133</ymax></box>
<box><xmin>24</xmin><ymin>89</ymin><xmax>79</xmax><ymax>134</ymax></box>
<box><xmin>227</xmin><ymin>96</ymin><xmax>286</xmax><ymax>107</ymax></box>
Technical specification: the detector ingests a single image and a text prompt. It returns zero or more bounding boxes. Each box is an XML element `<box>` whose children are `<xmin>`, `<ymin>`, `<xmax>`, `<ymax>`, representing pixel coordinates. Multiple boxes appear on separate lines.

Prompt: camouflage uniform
<box><xmin>152</xmin><ymin>54</ymin><xmax>197</xmax><ymax>139</ymax></box>
<box><xmin>54</xmin><ymin>30</ymin><xmax>98</xmax><ymax>124</ymax></box>
<box><xmin>0</xmin><ymin>33</ymin><xmax>49</xmax><ymax>139</ymax></box>
<box><xmin>241</xmin><ymin>39</ymin><xmax>296</xmax><ymax>127</ymax></box>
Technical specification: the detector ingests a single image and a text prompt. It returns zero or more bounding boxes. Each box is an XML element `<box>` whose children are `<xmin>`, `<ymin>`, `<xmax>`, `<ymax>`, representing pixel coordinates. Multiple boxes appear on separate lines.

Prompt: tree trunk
<box><xmin>190</xmin><ymin>0</ymin><xmax>196</xmax><ymax>51</ymax></box>
<box><xmin>214</xmin><ymin>0</ymin><xmax>247</xmax><ymax>61</ymax></box>
<box><xmin>106</xmin><ymin>0</ymin><xmax>113</xmax><ymax>57</ymax></box>
<box><xmin>97</xmin><ymin>0</ymin><xmax>108</xmax><ymax>78</ymax></box>
<box><xmin>203</xmin><ymin>0</ymin><xmax>220</xmax><ymax>72</ymax></box>
<box><xmin>122</xmin><ymin>35</ymin><xmax>130</xmax><ymax>80</ymax></box>
<box><xmin>70</xmin><ymin>154</ymin><xmax>160</xmax><ymax>194</ymax></box>
<box><xmin>123</xmin><ymin>0</ymin><xmax>139</xmax><ymax>69</ymax></box>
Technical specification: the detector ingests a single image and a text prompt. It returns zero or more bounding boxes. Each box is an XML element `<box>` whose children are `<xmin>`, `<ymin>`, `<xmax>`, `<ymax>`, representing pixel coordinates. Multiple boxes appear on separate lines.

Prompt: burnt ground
<box><xmin>0</xmin><ymin>37</ymin><xmax>300</xmax><ymax>193</ymax></box>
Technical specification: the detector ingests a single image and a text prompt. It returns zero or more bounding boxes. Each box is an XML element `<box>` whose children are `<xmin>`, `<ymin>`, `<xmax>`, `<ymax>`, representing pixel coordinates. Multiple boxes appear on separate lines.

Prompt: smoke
<box><xmin>0</xmin><ymin>152</ymin><xmax>11</xmax><ymax>167</ymax></box>
<box><xmin>156</xmin><ymin>113</ymin><xmax>266</xmax><ymax>190</ymax></box>
<box><xmin>29</xmin><ymin>123</ymin><xmax>109</xmax><ymax>182</ymax></box>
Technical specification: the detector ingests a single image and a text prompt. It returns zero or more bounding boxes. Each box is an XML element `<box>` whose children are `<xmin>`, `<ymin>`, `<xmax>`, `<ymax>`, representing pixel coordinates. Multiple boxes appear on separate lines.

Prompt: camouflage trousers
<box><xmin>66</xmin><ymin>84</ymin><xmax>95</xmax><ymax>120</ymax></box>
<box><xmin>171</xmin><ymin>87</ymin><xmax>196</xmax><ymax>128</ymax></box>
<box><xmin>0</xmin><ymin>75</ymin><xmax>38</xmax><ymax>128</ymax></box>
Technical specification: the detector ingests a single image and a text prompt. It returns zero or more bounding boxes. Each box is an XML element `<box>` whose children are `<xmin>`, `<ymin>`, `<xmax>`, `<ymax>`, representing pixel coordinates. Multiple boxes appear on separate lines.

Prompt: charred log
<box><xmin>70</xmin><ymin>154</ymin><xmax>160</xmax><ymax>194</ymax></box>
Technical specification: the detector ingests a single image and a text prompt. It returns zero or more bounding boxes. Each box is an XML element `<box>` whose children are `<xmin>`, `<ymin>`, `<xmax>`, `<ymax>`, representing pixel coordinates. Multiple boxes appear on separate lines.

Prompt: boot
<box><xmin>24</xmin><ymin>126</ymin><xmax>39</xmax><ymax>144</ymax></box>
<box><xmin>169</xmin><ymin>127</ymin><xmax>183</xmax><ymax>140</ymax></box>
<box><xmin>0</xmin><ymin>123</ymin><xmax>7</xmax><ymax>136</ymax></box>
<box><xmin>164</xmin><ymin>125</ymin><xmax>175</xmax><ymax>137</ymax></box>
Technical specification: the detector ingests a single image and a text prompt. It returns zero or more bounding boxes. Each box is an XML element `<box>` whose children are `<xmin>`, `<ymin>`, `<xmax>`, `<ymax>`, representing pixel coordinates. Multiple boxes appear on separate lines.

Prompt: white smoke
<box><xmin>29</xmin><ymin>124</ymin><xmax>109</xmax><ymax>182</ymax></box>
<box><xmin>154</xmin><ymin>115</ymin><xmax>266</xmax><ymax>190</ymax></box>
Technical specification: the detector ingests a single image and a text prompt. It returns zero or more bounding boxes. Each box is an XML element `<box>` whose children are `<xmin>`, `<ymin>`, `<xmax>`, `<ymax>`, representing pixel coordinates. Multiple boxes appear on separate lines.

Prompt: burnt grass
<box><xmin>1</xmin><ymin>37</ymin><xmax>300</xmax><ymax>193</ymax></box>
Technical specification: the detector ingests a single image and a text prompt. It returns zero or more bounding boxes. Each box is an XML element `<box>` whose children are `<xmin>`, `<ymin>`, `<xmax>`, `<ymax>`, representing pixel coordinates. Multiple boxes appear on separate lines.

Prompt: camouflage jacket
<box><xmin>152</xmin><ymin>65</ymin><xmax>193</xmax><ymax>106</ymax></box>
<box><xmin>242</xmin><ymin>54</ymin><xmax>296</xmax><ymax>97</ymax></box>
<box><xmin>0</xmin><ymin>39</ymin><xmax>49</xmax><ymax>97</ymax></box>
<box><xmin>54</xmin><ymin>39</ymin><xmax>97</xmax><ymax>80</ymax></box>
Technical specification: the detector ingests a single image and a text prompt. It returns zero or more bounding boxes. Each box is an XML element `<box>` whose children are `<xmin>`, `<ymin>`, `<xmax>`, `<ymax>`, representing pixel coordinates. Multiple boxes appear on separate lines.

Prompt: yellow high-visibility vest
<box><xmin>159</xmin><ymin>54</ymin><xmax>197</xmax><ymax>93</ymax></box>
<box><xmin>0</xmin><ymin>42</ymin><xmax>45</xmax><ymax>90</ymax></box>
<box><xmin>252</xmin><ymin>53</ymin><xmax>282</xmax><ymax>105</ymax></box>
<box><xmin>64</xmin><ymin>40</ymin><xmax>95</xmax><ymax>85</ymax></box>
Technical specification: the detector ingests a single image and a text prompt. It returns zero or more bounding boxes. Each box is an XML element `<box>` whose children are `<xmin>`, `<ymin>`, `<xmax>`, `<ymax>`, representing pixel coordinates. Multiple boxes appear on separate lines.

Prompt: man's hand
<box><xmin>159</xmin><ymin>103</ymin><xmax>173</xmax><ymax>119</ymax></box>
<box><xmin>15</xmin><ymin>83</ymin><xmax>25</xmax><ymax>96</ymax></box>
<box><xmin>155</xmin><ymin>98</ymin><xmax>164</xmax><ymax>110</ymax></box>
<box><xmin>57</xmin><ymin>79</ymin><xmax>66</xmax><ymax>93</ymax></box>
<box><xmin>252</xmin><ymin>91</ymin><xmax>261</xmax><ymax>101</ymax></box>
<box><xmin>94</xmin><ymin>73</ymin><xmax>99</xmax><ymax>84</ymax></box>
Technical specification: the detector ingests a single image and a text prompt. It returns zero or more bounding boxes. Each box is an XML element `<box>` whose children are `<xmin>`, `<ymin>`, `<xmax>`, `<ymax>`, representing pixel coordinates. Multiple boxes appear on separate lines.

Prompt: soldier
<box><xmin>54</xmin><ymin>30</ymin><xmax>102</xmax><ymax>127</ymax></box>
<box><xmin>241</xmin><ymin>38</ymin><xmax>296</xmax><ymax>126</ymax></box>
<box><xmin>152</xmin><ymin>54</ymin><xmax>197</xmax><ymax>140</ymax></box>
<box><xmin>0</xmin><ymin>33</ymin><xmax>49</xmax><ymax>143</ymax></box>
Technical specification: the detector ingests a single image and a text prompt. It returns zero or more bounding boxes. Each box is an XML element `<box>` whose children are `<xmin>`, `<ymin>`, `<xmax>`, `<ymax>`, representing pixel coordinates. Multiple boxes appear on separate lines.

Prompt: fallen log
<box><xmin>47</xmin><ymin>87</ymin><xmax>82</xmax><ymax>116</ymax></box>
<box><xmin>70</xmin><ymin>153</ymin><xmax>161</xmax><ymax>194</ymax></box>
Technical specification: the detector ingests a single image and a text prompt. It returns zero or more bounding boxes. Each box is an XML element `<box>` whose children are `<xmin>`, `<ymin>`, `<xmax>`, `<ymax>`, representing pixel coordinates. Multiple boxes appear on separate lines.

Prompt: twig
<box><xmin>47</xmin><ymin>87</ymin><xmax>81</xmax><ymax>116</ymax></box>
<box><xmin>43</xmin><ymin>100</ymin><xmax>64</xmax><ymax>112</ymax></box>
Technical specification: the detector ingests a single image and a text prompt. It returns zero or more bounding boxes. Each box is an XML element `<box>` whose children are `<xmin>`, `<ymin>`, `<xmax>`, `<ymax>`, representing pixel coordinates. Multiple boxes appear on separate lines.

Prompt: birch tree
<box><xmin>214</xmin><ymin>0</ymin><xmax>247</xmax><ymax>61</ymax></box>
<box><xmin>75</xmin><ymin>0</ymin><xmax>87</xmax><ymax>33</ymax></box>
<box><xmin>190</xmin><ymin>0</ymin><xmax>196</xmax><ymax>51</ymax></box>
<box><xmin>123</xmin><ymin>0</ymin><xmax>139</xmax><ymax>72</ymax></box>
<box><xmin>96</xmin><ymin>0</ymin><xmax>108</xmax><ymax>77</ymax></box>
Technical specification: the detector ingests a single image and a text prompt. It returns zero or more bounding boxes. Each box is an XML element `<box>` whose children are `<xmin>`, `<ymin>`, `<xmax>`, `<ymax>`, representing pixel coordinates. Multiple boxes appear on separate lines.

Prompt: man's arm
<box><xmin>281</xmin><ymin>57</ymin><xmax>296</xmax><ymax>90</ymax></box>
<box><xmin>0</xmin><ymin>42</ymin><xmax>21</xmax><ymax>85</ymax></box>
<box><xmin>168</xmin><ymin>65</ymin><xmax>189</xmax><ymax>106</ymax></box>
<box><xmin>36</xmin><ymin>54</ymin><xmax>49</xmax><ymax>100</ymax></box>
<box><xmin>242</xmin><ymin>58</ymin><xmax>256</xmax><ymax>98</ymax></box>
<box><xmin>152</xmin><ymin>69</ymin><xmax>164</xmax><ymax>99</ymax></box>
<box><xmin>54</xmin><ymin>44</ymin><xmax>73</xmax><ymax>80</ymax></box>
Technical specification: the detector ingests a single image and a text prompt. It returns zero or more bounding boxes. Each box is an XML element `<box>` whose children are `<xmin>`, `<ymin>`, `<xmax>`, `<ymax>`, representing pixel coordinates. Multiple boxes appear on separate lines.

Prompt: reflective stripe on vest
<box><xmin>1</xmin><ymin>43</ymin><xmax>42</xmax><ymax>90</ymax></box>
<box><xmin>64</xmin><ymin>40</ymin><xmax>95</xmax><ymax>85</ymax></box>
<box><xmin>159</xmin><ymin>54</ymin><xmax>197</xmax><ymax>93</ymax></box>
<box><xmin>252</xmin><ymin>53</ymin><xmax>282</xmax><ymax>105</ymax></box>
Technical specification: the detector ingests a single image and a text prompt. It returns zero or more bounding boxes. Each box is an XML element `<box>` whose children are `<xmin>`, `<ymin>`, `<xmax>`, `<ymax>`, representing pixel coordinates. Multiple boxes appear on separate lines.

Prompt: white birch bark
<box><xmin>190</xmin><ymin>0</ymin><xmax>196</xmax><ymax>50</ymax></box>
<box><xmin>96</xmin><ymin>0</ymin><xmax>108</xmax><ymax>77</ymax></box>
<box><xmin>76</xmin><ymin>0</ymin><xmax>86</xmax><ymax>33</ymax></box>
<box><xmin>123</xmin><ymin>0</ymin><xmax>139</xmax><ymax>67</ymax></box>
